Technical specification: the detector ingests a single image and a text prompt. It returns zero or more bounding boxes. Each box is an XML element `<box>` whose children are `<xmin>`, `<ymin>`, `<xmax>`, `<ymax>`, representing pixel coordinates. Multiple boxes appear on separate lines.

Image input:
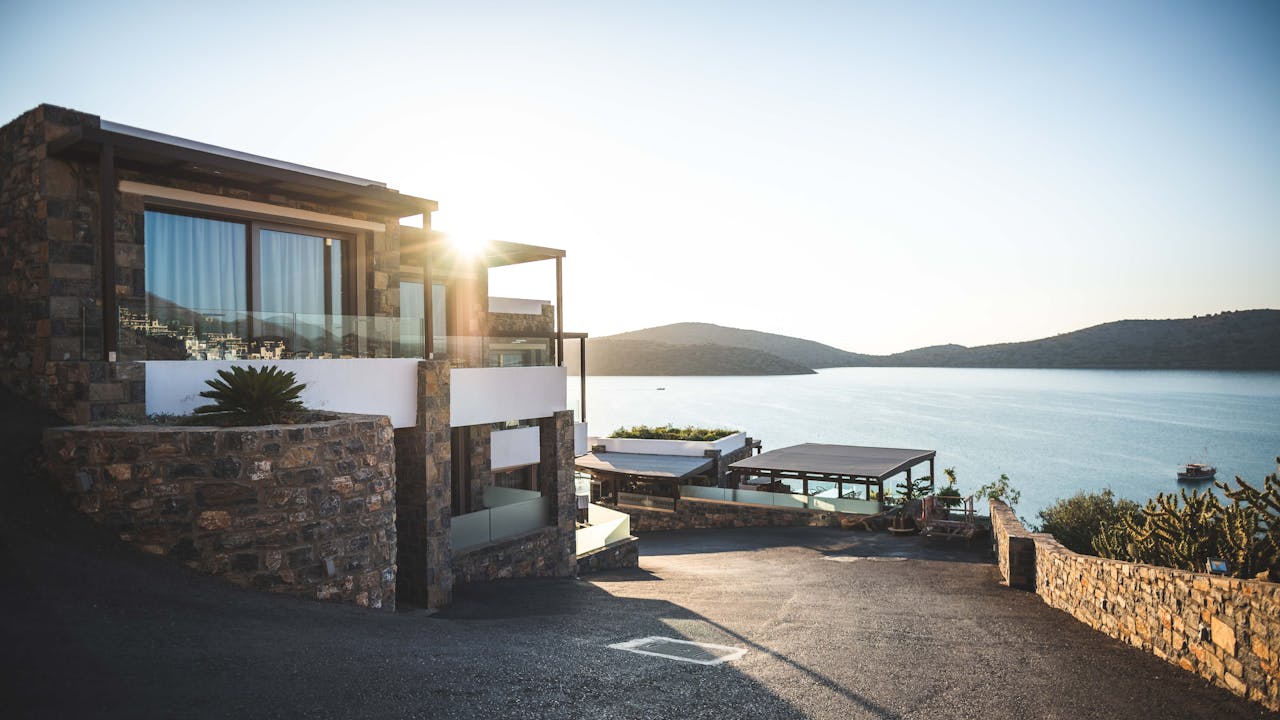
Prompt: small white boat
<box><xmin>1177</xmin><ymin>463</ymin><xmax>1216</xmax><ymax>481</ymax></box>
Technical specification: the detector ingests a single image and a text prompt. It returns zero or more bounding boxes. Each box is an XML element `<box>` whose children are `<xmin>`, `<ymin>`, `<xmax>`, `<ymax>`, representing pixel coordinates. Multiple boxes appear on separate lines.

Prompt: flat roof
<box><xmin>575</xmin><ymin>452</ymin><xmax>714</xmax><ymax>482</ymax></box>
<box><xmin>729</xmin><ymin>443</ymin><xmax>935</xmax><ymax>481</ymax></box>
<box><xmin>49</xmin><ymin>119</ymin><xmax>437</xmax><ymax>217</ymax></box>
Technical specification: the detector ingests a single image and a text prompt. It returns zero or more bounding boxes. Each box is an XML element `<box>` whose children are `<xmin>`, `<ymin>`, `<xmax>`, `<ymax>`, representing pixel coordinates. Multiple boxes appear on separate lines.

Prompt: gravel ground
<box><xmin>0</xmin><ymin>388</ymin><xmax>1269</xmax><ymax>719</ymax></box>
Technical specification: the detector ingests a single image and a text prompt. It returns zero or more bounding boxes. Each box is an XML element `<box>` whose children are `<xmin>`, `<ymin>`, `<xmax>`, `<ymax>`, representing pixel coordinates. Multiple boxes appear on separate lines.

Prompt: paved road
<box><xmin>0</xmin><ymin>390</ymin><xmax>1268</xmax><ymax>718</ymax></box>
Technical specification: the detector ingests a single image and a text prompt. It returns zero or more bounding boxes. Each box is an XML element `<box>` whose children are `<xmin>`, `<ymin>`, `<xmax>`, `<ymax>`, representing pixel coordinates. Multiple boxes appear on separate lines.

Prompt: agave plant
<box><xmin>194</xmin><ymin>365</ymin><xmax>307</xmax><ymax>426</ymax></box>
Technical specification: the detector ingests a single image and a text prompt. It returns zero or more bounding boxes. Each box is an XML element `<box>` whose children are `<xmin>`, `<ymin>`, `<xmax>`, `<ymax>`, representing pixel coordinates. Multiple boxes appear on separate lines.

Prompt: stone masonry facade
<box><xmin>393</xmin><ymin>360</ymin><xmax>453</xmax><ymax>609</ymax></box>
<box><xmin>991</xmin><ymin>499</ymin><xmax>1280</xmax><ymax>711</ymax></box>
<box><xmin>576</xmin><ymin>535</ymin><xmax>640</xmax><ymax>575</ymax></box>
<box><xmin>43</xmin><ymin>414</ymin><xmax>398</xmax><ymax>609</ymax></box>
<box><xmin>0</xmin><ymin>104</ymin><xmax>411</xmax><ymax>425</ymax></box>
<box><xmin>453</xmin><ymin>526</ymin><xmax>563</xmax><ymax>584</ymax></box>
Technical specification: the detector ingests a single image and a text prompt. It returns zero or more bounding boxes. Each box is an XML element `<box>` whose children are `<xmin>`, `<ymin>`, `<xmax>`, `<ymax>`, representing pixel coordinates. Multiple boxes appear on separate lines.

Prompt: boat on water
<box><xmin>1177</xmin><ymin>463</ymin><xmax>1216</xmax><ymax>482</ymax></box>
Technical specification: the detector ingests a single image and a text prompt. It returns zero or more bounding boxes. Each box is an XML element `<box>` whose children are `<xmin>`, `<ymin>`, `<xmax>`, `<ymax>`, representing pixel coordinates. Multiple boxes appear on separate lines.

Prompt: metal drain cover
<box><xmin>608</xmin><ymin>636</ymin><xmax>747</xmax><ymax>665</ymax></box>
<box><xmin>822</xmin><ymin>556</ymin><xmax>909</xmax><ymax>563</ymax></box>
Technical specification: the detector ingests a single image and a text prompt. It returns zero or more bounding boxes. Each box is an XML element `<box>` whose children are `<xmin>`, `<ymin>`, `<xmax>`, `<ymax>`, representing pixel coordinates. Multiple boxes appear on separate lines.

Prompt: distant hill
<box><xmin>566</xmin><ymin>338</ymin><xmax>815</xmax><ymax>376</ymax></box>
<box><xmin>573</xmin><ymin>311</ymin><xmax>1280</xmax><ymax>375</ymax></box>
<box><xmin>872</xmin><ymin>311</ymin><xmax>1280</xmax><ymax>370</ymax></box>
<box><xmin>604</xmin><ymin>322</ymin><xmax>873</xmax><ymax>368</ymax></box>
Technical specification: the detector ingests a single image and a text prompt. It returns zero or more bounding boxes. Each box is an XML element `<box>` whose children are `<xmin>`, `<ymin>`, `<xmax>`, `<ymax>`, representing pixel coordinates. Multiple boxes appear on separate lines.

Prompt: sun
<box><xmin>446</xmin><ymin>234</ymin><xmax>489</xmax><ymax>259</ymax></box>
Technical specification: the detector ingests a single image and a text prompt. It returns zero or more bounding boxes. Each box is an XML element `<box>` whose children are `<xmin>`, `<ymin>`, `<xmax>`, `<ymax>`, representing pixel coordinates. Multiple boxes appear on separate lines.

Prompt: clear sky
<box><xmin>3</xmin><ymin>0</ymin><xmax>1277</xmax><ymax>354</ymax></box>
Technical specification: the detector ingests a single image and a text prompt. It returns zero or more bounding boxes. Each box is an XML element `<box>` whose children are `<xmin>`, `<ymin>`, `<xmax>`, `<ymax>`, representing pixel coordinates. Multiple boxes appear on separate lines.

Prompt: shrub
<box><xmin>1036</xmin><ymin>490</ymin><xmax>1141</xmax><ymax>555</ymax></box>
<box><xmin>194</xmin><ymin>365</ymin><xmax>307</xmax><ymax>426</ymax></box>
<box><xmin>610</xmin><ymin>425</ymin><xmax>738</xmax><ymax>441</ymax></box>
<box><xmin>975</xmin><ymin>473</ymin><xmax>1021</xmax><ymax>509</ymax></box>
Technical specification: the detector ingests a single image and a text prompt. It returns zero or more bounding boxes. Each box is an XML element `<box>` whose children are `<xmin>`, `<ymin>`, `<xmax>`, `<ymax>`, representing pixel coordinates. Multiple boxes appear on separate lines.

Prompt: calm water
<box><xmin>572</xmin><ymin>368</ymin><xmax>1280</xmax><ymax>520</ymax></box>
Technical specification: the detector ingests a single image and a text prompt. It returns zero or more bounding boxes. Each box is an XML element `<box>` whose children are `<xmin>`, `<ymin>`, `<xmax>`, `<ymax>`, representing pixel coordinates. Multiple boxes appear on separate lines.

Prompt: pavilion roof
<box><xmin>729</xmin><ymin>443</ymin><xmax>935</xmax><ymax>481</ymax></box>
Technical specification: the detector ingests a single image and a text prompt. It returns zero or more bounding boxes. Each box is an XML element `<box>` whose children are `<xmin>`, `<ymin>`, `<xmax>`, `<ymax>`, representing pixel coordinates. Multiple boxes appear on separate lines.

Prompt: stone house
<box><xmin>1</xmin><ymin>104</ymin><xmax>588</xmax><ymax>608</ymax></box>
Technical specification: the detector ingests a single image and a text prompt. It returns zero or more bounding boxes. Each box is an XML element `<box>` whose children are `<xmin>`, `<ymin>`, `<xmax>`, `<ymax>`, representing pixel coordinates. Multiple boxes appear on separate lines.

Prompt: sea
<box><xmin>571</xmin><ymin>368</ymin><xmax>1280</xmax><ymax>520</ymax></box>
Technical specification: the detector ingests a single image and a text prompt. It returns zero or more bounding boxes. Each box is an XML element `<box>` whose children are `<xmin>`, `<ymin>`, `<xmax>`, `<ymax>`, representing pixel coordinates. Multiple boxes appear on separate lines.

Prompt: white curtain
<box><xmin>144</xmin><ymin>211</ymin><xmax>247</xmax><ymax>315</ymax></box>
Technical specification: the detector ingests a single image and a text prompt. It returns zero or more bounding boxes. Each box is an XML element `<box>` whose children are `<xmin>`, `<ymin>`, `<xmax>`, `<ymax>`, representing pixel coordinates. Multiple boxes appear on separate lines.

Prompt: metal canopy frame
<box><xmin>574</xmin><ymin>452</ymin><xmax>716</xmax><ymax>509</ymax></box>
<box><xmin>729</xmin><ymin>444</ymin><xmax>936</xmax><ymax>501</ymax></box>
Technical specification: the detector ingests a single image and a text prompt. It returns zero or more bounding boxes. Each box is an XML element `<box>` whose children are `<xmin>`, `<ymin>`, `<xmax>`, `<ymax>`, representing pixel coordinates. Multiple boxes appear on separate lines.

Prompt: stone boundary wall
<box><xmin>990</xmin><ymin>499</ymin><xmax>1036</xmax><ymax>589</ymax></box>
<box><xmin>607</xmin><ymin>497</ymin><xmax>851</xmax><ymax>533</ymax></box>
<box><xmin>990</xmin><ymin>499</ymin><xmax>1280</xmax><ymax>711</ymax></box>
<box><xmin>43</xmin><ymin>414</ymin><xmax>397</xmax><ymax>610</ymax></box>
<box><xmin>452</xmin><ymin>525</ymin><xmax>567</xmax><ymax>585</ymax></box>
<box><xmin>577</xmin><ymin>536</ymin><xmax>640</xmax><ymax>575</ymax></box>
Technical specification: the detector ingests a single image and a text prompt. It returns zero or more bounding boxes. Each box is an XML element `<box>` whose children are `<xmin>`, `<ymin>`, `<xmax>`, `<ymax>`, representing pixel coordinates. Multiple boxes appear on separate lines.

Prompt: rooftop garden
<box><xmin>609</xmin><ymin>424</ymin><xmax>740</xmax><ymax>442</ymax></box>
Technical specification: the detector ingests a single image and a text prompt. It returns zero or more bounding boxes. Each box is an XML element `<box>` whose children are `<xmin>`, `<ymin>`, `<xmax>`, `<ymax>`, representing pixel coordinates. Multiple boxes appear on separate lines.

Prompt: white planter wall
<box><xmin>145</xmin><ymin>358</ymin><xmax>420</xmax><ymax>428</ymax></box>
<box><xmin>588</xmin><ymin>432</ymin><xmax>746</xmax><ymax>457</ymax></box>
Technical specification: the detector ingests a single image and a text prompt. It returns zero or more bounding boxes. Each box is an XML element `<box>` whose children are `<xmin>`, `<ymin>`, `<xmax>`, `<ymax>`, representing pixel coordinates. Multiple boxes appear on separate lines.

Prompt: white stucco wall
<box><xmin>145</xmin><ymin>359</ymin><xmax>420</xmax><ymax>428</ymax></box>
<box><xmin>491</xmin><ymin>427</ymin><xmax>542</xmax><ymax>470</ymax></box>
<box><xmin>450</xmin><ymin>366</ymin><xmax>568</xmax><ymax>427</ymax></box>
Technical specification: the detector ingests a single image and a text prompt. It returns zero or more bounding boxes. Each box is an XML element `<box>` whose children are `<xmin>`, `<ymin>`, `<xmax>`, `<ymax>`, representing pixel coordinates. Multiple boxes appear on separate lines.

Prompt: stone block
<box><xmin>1211</xmin><ymin>616</ymin><xmax>1236</xmax><ymax>655</ymax></box>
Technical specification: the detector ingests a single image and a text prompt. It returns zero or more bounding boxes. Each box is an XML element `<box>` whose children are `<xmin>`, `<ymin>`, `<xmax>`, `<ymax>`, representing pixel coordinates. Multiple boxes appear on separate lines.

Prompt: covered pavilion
<box><xmin>573</xmin><ymin>452</ymin><xmax>716</xmax><ymax>509</ymax></box>
<box><xmin>728</xmin><ymin>443</ymin><xmax>936</xmax><ymax>501</ymax></box>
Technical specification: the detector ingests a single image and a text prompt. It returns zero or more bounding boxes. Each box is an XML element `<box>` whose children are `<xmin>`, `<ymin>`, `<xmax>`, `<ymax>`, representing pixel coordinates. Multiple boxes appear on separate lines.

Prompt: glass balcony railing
<box><xmin>450</xmin><ymin>486</ymin><xmax>553</xmax><ymax>551</ymax></box>
<box><xmin>118</xmin><ymin>305</ymin><xmax>557</xmax><ymax>366</ymax></box>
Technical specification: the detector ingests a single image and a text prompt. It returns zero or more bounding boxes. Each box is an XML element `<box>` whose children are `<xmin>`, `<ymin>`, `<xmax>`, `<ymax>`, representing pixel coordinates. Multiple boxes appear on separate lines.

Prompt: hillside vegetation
<box><xmin>567</xmin><ymin>338</ymin><xmax>815</xmax><ymax>376</ymax></box>
<box><xmin>573</xmin><ymin>310</ymin><xmax>1280</xmax><ymax>375</ymax></box>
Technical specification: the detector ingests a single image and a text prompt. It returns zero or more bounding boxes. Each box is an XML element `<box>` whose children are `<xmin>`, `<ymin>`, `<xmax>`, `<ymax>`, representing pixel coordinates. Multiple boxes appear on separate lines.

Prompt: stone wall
<box><xmin>393</xmin><ymin>360</ymin><xmax>453</xmax><ymax>609</ymax></box>
<box><xmin>43</xmin><ymin>413</ymin><xmax>397</xmax><ymax>609</ymax></box>
<box><xmin>991</xmin><ymin>499</ymin><xmax>1280</xmax><ymax>711</ymax></box>
<box><xmin>536</xmin><ymin>409</ymin><xmax>579</xmax><ymax>577</ymax></box>
<box><xmin>609</xmin><ymin>496</ymin><xmax>851</xmax><ymax>533</ymax></box>
<box><xmin>576</xmin><ymin>536</ymin><xmax>640</xmax><ymax>575</ymax></box>
<box><xmin>487</xmin><ymin>303</ymin><xmax>554</xmax><ymax>337</ymax></box>
<box><xmin>990</xmin><ymin>499</ymin><xmax>1036</xmax><ymax>589</ymax></box>
<box><xmin>1</xmin><ymin>105</ymin><xmax>102</xmax><ymax>412</ymax></box>
<box><xmin>42</xmin><ymin>360</ymin><xmax>146</xmax><ymax>425</ymax></box>
<box><xmin>452</xmin><ymin>526</ymin><xmax>564</xmax><ymax>585</ymax></box>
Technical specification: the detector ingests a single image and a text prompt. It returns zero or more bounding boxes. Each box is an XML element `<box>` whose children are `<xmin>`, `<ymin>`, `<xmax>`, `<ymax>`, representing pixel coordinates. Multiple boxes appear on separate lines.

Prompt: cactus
<box><xmin>1215</xmin><ymin>457</ymin><xmax>1280</xmax><ymax>580</ymax></box>
<box><xmin>1124</xmin><ymin>488</ymin><xmax>1224</xmax><ymax>572</ymax></box>
<box><xmin>1091</xmin><ymin>519</ymin><xmax>1143</xmax><ymax>561</ymax></box>
<box><xmin>1082</xmin><ymin>459</ymin><xmax>1277</xmax><ymax>580</ymax></box>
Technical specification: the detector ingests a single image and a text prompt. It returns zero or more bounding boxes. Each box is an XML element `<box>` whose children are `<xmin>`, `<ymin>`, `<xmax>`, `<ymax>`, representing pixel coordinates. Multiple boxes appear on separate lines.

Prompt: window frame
<box><xmin>142</xmin><ymin>205</ymin><xmax>360</xmax><ymax>359</ymax></box>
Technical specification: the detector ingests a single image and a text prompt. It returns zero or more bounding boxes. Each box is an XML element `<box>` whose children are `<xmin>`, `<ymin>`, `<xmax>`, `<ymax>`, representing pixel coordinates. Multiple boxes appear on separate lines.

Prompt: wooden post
<box><xmin>929</xmin><ymin>458</ymin><xmax>935</xmax><ymax>492</ymax></box>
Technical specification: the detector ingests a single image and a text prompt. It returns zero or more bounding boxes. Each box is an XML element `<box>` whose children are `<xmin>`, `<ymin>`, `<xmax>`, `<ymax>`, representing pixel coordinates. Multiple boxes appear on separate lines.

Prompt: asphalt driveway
<box><xmin>0</xmin><ymin>387</ymin><xmax>1267</xmax><ymax>719</ymax></box>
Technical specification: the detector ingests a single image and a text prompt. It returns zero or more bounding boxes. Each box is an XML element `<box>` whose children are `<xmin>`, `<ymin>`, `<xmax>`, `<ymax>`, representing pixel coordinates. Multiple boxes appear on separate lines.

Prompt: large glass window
<box><xmin>400</xmin><ymin>280</ymin><xmax>447</xmax><ymax>358</ymax></box>
<box><xmin>144</xmin><ymin>211</ymin><xmax>248</xmax><ymax>318</ymax></box>
<box><xmin>141</xmin><ymin>210</ymin><xmax>350</xmax><ymax>360</ymax></box>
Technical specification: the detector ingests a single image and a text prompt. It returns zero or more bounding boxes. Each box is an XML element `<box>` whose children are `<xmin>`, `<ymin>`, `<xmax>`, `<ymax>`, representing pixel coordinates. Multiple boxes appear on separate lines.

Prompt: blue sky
<box><xmin>3</xmin><ymin>0</ymin><xmax>1277</xmax><ymax>353</ymax></box>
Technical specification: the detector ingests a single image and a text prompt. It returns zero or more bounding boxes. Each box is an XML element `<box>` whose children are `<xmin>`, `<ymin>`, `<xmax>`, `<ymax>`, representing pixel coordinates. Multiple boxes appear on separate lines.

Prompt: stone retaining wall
<box><xmin>43</xmin><ymin>413</ymin><xmax>397</xmax><ymax>609</ymax></box>
<box><xmin>990</xmin><ymin>500</ymin><xmax>1036</xmax><ymax>589</ymax></box>
<box><xmin>608</xmin><ymin>497</ymin><xmax>850</xmax><ymax>533</ymax></box>
<box><xmin>991</xmin><ymin>499</ymin><xmax>1280</xmax><ymax>711</ymax></box>
<box><xmin>576</xmin><ymin>536</ymin><xmax>640</xmax><ymax>575</ymax></box>
<box><xmin>452</xmin><ymin>526</ymin><xmax>565</xmax><ymax>585</ymax></box>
